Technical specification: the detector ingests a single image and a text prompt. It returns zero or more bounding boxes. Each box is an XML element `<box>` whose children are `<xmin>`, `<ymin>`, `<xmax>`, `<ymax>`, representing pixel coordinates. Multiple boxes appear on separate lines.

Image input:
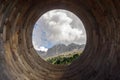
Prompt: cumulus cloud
<box><xmin>32</xmin><ymin>9</ymin><xmax>86</xmax><ymax>51</ymax></box>
<box><xmin>39</xmin><ymin>46</ymin><xmax>48</xmax><ymax>52</ymax></box>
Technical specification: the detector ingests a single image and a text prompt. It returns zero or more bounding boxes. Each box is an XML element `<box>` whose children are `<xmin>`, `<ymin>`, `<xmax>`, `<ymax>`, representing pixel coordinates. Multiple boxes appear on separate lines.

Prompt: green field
<box><xmin>46</xmin><ymin>51</ymin><xmax>81</xmax><ymax>65</ymax></box>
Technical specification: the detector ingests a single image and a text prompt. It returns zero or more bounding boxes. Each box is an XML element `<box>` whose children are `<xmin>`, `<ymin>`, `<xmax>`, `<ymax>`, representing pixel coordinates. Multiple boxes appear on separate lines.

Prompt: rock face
<box><xmin>0</xmin><ymin>0</ymin><xmax>120</xmax><ymax>80</ymax></box>
<box><xmin>38</xmin><ymin>43</ymin><xmax>85</xmax><ymax>58</ymax></box>
<box><xmin>47</xmin><ymin>44</ymin><xmax>67</xmax><ymax>56</ymax></box>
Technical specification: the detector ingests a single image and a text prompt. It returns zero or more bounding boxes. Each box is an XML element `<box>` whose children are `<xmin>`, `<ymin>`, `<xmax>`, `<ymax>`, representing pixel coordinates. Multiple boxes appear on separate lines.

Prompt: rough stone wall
<box><xmin>0</xmin><ymin>0</ymin><xmax>120</xmax><ymax>80</ymax></box>
<box><xmin>0</xmin><ymin>35</ymin><xmax>10</xmax><ymax>80</ymax></box>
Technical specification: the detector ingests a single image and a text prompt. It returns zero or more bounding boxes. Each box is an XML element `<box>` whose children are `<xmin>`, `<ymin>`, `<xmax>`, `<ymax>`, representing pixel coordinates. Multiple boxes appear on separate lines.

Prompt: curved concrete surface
<box><xmin>0</xmin><ymin>0</ymin><xmax>120</xmax><ymax>80</ymax></box>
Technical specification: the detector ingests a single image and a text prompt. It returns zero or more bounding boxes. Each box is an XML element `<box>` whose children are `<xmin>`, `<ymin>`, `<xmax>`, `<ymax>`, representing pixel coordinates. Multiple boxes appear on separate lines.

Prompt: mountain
<box><xmin>47</xmin><ymin>44</ymin><xmax>66</xmax><ymax>57</ymax></box>
<box><xmin>37</xmin><ymin>51</ymin><xmax>47</xmax><ymax>58</ymax></box>
<box><xmin>37</xmin><ymin>43</ymin><xmax>85</xmax><ymax>58</ymax></box>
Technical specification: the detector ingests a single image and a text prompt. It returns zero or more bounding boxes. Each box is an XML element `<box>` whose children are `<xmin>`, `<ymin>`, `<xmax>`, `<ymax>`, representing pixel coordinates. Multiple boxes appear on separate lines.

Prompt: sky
<box><xmin>32</xmin><ymin>9</ymin><xmax>86</xmax><ymax>52</ymax></box>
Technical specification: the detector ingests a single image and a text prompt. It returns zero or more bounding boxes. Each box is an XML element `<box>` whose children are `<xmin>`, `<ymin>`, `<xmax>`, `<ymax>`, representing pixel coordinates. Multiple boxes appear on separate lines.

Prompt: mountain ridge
<box><xmin>37</xmin><ymin>43</ymin><xmax>85</xmax><ymax>58</ymax></box>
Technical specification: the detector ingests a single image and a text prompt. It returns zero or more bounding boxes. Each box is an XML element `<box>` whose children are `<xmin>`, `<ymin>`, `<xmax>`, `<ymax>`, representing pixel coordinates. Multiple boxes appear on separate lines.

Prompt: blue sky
<box><xmin>32</xmin><ymin>9</ymin><xmax>86</xmax><ymax>52</ymax></box>
<box><xmin>33</xmin><ymin>23</ymin><xmax>55</xmax><ymax>49</ymax></box>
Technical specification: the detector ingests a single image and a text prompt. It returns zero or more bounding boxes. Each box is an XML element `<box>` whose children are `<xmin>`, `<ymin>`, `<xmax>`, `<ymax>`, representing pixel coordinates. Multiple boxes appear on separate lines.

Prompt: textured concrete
<box><xmin>0</xmin><ymin>0</ymin><xmax>120</xmax><ymax>80</ymax></box>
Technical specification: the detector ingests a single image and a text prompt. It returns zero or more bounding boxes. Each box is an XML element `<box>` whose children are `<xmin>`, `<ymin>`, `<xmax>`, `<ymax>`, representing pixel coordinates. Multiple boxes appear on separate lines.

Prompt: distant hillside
<box><xmin>46</xmin><ymin>52</ymin><xmax>81</xmax><ymax>65</ymax></box>
<box><xmin>37</xmin><ymin>43</ymin><xmax>85</xmax><ymax>58</ymax></box>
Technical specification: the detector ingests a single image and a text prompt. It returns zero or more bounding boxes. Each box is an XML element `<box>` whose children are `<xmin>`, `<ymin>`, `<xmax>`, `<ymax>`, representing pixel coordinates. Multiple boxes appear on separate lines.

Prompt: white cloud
<box><xmin>39</xmin><ymin>46</ymin><xmax>48</xmax><ymax>52</ymax></box>
<box><xmin>32</xmin><ymin>9</ymin><xmax>86</xmax><ymax>51</ymax></box>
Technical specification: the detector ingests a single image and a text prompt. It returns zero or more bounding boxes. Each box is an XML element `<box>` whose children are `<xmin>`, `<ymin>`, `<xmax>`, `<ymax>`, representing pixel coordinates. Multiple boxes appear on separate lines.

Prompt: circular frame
<box><xmin>2</xmin><ymin>0</ymin><xmax>118</xmax><ymax>80</ymax></box>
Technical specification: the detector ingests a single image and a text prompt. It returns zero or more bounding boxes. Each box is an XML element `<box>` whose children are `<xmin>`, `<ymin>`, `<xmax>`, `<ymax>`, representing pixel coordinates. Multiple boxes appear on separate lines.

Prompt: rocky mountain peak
<box><xmin>37</xmin><ymin>43</ymin><xmax>85</xmax><ymax>58</ymax></box>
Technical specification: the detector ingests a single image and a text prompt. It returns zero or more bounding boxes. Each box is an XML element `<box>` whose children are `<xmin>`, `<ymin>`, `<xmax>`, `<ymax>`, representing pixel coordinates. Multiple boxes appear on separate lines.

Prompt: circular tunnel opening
<box><xmin>32</xmin><ymin>9</ymin><xmax>87</xmax><ymax>65</ymax></box>
<box><xmin>1</xmin><ymin>0</ymin><xmax>119</xmax><ymax>80</ymax></box>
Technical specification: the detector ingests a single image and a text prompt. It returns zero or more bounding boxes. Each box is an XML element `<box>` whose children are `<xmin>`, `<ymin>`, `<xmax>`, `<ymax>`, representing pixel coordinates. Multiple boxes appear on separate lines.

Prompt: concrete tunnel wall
<box><xmin>0</xmin><ymin>0</ymin><xmax>120</xmax><ymax>80</ymax></box>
